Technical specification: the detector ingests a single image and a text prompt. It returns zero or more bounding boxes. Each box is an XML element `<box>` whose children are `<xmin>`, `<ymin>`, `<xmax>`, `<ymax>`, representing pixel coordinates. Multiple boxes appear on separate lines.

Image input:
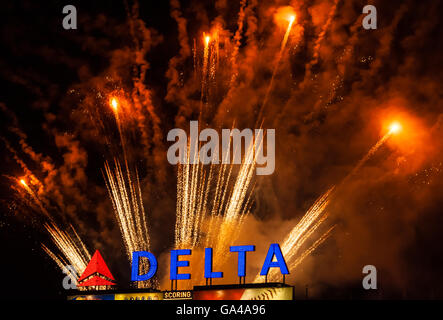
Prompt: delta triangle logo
<box><xmin>77</xmin><ymin>250</ymin><xmax>116</xmax><ymax>287</ymax></box>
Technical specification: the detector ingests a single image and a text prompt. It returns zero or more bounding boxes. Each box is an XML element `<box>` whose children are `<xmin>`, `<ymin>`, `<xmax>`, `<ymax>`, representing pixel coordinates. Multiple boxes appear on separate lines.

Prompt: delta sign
<box><xmin>77</xmin><ymin>243</ymin><xmax>289</xmax><ymax>286</ymax></box>
<box><xmin>131</xmin><ymin>244</ymin><xmax>288</xmax><ymax>282</ymax></box>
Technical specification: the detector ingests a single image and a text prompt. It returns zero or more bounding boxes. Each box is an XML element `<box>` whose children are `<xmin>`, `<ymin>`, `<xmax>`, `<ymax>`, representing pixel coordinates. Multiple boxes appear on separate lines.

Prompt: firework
<box><xmin>257</xmin><ymin>124</ymin><xmax>402</xmax><ymax>282</ymax></box>
<box><xmin>255</xmin><ymin>187</ymin><xmax>333</xmax><ymax>282</ymax></box>
<box><xmin>103</xmin><ymin>159</ymin><xmax>153</xmax><ymax>288</ymax></box>
<box><xmin>43</xmin><ymin>223</ymin><xmax>91</xmax><ymax>276</ymax></box>
<box><xmin>258</xmin><ymin>13</ymin><xmax>296</xmax><ymax>121</ymax></box>
<box><xmin>174</xmin><ymin>131</ymin><xmax>261</xmax><ymax>273</ymax></box>
<box><xmin>345</xmin><ymin>123</ymin><xmax>401</xmax><ymax>183</ymax></box>
<box><xmin>17</xmin><ymin>177</ymin><xmax>51</xmax><ymax>219</ymax></box>
<box><xmin>15</xmin><ymin>175</ymin><xmax>92</xmax><ymax>282</ymax></box>
<box><xmin>201</xmin><ymin>33</ymin><xmax>211</xmax><ymax>110</ymax></box>
<box><xmin>109</xmin><ymin>97</ymin><xmax>127</xmax><ymax>157</ymax></box>
<box><xmin>103</xmin><ymin>93</ymin><xmax>157</xmax><ymax>288</ymax></box>
<box><xmin>288</xmin><ymin>225</ymin><xmax>336</xmax><ymax>271</ymax></box>
<box><xmin>281</xmin><ymin>188</ymin><xmax>333</xmax><ymax>263</ymax></box>
<box><xmin>42</xmin><ymin>243</ymin><xmax>69</xmax><ymax>272</ymax></box>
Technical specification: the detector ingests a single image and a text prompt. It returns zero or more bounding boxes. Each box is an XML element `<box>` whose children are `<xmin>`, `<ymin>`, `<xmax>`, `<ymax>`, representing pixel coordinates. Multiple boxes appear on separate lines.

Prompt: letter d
<box><xmin>131</xmin><ymin>251</ymin><xmax>158</xmax><ymax>281</ymax></box>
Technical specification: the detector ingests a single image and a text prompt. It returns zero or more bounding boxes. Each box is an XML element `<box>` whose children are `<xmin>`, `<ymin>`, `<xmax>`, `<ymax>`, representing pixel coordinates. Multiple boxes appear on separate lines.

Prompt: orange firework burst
<box><xmin>274</xmin><ymin>6</ymin><xmax>297</xmax><ymax>29</ymax></box>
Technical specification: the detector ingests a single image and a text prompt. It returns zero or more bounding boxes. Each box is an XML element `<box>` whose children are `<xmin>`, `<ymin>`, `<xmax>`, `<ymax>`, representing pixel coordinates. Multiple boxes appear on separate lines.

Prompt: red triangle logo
<box><xmin>77</xmin><ymin>250</ymin><xmax>116</xmax><ymax>287</ymax></box>
<box><xmin>78</xmin><ymin>276</ymin><xmax>116</xmax><ymax>287</ymax></box>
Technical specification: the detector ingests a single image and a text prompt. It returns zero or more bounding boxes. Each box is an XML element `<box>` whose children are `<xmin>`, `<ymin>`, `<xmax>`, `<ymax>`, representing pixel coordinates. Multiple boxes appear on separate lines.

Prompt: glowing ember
<box><xmin>389</xmin><ymin>122</ymin><xmax>402</xmax><ymax>134</ymax></box>
<box><xmin>110</xmin><ymin>98</ymin><xmax>118</xmax><ymax>112</ymax></box>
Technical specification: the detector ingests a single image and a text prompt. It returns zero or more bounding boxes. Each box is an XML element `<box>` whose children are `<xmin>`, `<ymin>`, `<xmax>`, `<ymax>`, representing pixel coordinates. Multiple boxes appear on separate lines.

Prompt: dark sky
<box><xmin>0</xmin><ymin>0</ymin><xmax>442</xmax><ymax>299</ymax></box>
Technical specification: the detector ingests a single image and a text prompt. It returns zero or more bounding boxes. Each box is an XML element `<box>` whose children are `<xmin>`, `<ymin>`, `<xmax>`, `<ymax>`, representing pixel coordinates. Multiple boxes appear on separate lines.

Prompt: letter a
<box><xmin>63</xmin><ymin>5</ymin><xmax>77</xmax><ymax>30</ymax></box>
<box><xmin>362</xmin><ymin>265</ymin><xmax>377</xmax><ymax>289</ymax></box>
<box><xmin>260</xmin><ymin>244</ymin><xmax>289</xmax><ymax>276</ymax></box>
<box><xmin>362</xmin><ymin>5</ymin><xmax>377</xmax><ymax>30</ymax></box>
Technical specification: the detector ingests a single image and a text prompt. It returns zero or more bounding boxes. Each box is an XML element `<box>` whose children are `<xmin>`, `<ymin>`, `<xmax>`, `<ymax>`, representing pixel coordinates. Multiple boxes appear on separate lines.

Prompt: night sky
<box><xmin>0</xmin><ymin>0</ymin><xmax>442</xmax><ymax>299</ymax></box>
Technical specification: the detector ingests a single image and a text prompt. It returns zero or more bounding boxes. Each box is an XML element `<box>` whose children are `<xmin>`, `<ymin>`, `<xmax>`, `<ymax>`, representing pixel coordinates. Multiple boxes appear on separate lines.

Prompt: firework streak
<box><xmin>103</xmin><ymin>159</ymin><xmax>154</xmax><ymax>288</ymax></box>
<box><xmin>14</xmin><ymin>175</ymin><xmax>91</xmax><ymax>280</ymax></box>
<box><xmin>43</xmin><ymin>223</ymin><xmax>91</xmax><ymax>276</ymax></box>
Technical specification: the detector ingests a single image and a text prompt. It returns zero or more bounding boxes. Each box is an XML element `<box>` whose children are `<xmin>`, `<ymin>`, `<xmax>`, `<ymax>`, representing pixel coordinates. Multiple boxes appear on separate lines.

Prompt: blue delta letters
<box><xmin>131</xmin><ymin>243</ymin><xmax>289</xmax><ymax>282</ymax></box>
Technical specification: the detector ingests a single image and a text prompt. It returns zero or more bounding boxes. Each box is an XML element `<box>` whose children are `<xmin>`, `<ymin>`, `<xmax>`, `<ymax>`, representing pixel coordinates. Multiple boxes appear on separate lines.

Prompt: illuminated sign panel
<box><xmin>68</xmin><ymin>292</ymin><xmax>163</xmax><ymax>300</ymax></box>
<box><xmin>115</xmin><ymin>293</ymin><xmax>163</xmax><ymax>300</ymax></box>
<box><xmin>68</xmin><ymin>287</ymin><xmax>292</xmax><ymax>301</ymax></box>
<box><xmin>193</xmin><ymin>287</ymin><xmax>293</xmax><ymax>300</ymax></box>
<box><xmin>163</xmin><ymin>290</ymin><xmax>193</xmax><ymax>300</ymax></box>
<box><xmin>68</xmin><ymin>294</ymin><xmax>115</xmax><ymax>300</ymax></box>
